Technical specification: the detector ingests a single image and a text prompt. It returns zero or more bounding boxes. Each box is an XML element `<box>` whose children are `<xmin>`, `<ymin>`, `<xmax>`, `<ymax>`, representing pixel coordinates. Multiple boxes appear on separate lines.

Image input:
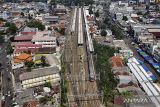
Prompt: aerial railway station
<box><xmin>70</xmin><ymin>6</ymin><xmax>96</xmax><ymax>81</ymax></box>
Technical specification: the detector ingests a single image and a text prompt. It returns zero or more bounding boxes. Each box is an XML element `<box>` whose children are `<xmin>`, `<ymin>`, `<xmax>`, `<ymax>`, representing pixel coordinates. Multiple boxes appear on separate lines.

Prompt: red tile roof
<box><xmin>14</xmin><ymin>53</ymin><xmax>32</xmax><ymax>63</ymax></box>
<box><xmin>111</xmin><ymin>56</ymin><xmax>124</xmax><ymax>67</ymax></box>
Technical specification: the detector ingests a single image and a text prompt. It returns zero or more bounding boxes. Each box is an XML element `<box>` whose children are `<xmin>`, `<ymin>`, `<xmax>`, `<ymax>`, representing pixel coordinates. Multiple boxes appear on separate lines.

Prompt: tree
<box><xmin>44</xmin><ymin>81</ymin><xmax>52</xmax><ymax>88</ymax></box>
<box><xmin>100</xmin><ymin>24</ymin><xmax>106</xmax><ymax>29</ymax></box>
<box><xmin>0</xmin><ymin>35</ymin><xmax>4</xmax><ymax>43</ymax></box>
<box><xmin>95</xmin><ymin>10</ymin><xmax>99</xmax><ymax>17</ymax></box>
<box><xmin>5</xmin><ymin>22</ymin><xmax>17</xmax><ymax>34</ymax></box>
<box><xmin>59</xmin><ymin>28</ymin><xmax>65</xmax><ymax>35</ymax></box>
<box><xmin>101</xmin><ymin>30</ymin><xmax>107</xmax><ymax>37</ymax></box>
<box><xmin>25</xmin><ymin>61</ymin><xmax>34</xmax><ymax>71</ymax></box>
<box><xmin>0</xmin><ymin>18</ymin><xmax>5</xmax><ymax>21</ymax></box>
<box><xmin>137</xmin><ymin>11</ymin><xmax>142</xmax><ymax>15</ymax></box>
<box><xmin>28</xmin><ymin>14</ymin><xmax>32</xmax><ymax>20</ymax></box>
<box><xmin>104</xmin><ymin>17</ymin><xmax>109</xmax><ymax>24</ymax></box>
<box><xmin>21</xmin><ymin>12</ymin><xmax>24</xmax><ymax>17</ymax></box>
<box><xmin>146</xmin><ymin>5</ymin><xmax>149</xmax><ymax>10</ymax></box>
<box><xmin>27</xmin><ymin>20</ymin><xmax>45</xmax><ymax>31</ymax></box>
<box><xmin>39</xmin><ymin>96</ymin><xmax>52</xmax><ymax>104</ymax></box>
<box><xmin>89</xmin><ymin>6</ymin><xmax>93</xmax><ymax>15</ymax></box>
<box><xmin>122</xmin><ymin>16</ymin><xmax>128</xmax><ymax>21</ymax></box>
<box><xmin>94</xmin><ymin>41</ymin><xmax>119</xmax><ymax>105</ymax></box>
<box><xmin>41</xmin><ymin>56</ymin><xmax>49</xmax><ymax>66</ymax></box>
<box><xmin>39</xmin><ymin>97</ymin><xmax>48</xmax><ymax>104</ymax></box>
<box><xmin>7</xmin><ymin>43</ymin><xmax>14</xmax><ymax>54</ymax></box>
<box><xmin>155</xmin><ymin>5</ymin><xmax>159</xmax><ymax>12</ymax></box>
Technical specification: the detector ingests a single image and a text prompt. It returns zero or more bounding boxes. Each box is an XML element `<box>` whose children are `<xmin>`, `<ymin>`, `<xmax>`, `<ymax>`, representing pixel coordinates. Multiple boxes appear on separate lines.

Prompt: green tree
<box><xmin>0</xmin><ymin>18</ymin><xmax>5</xmax><ymax>21</ymax></box>
<box><xmin>59</xmin><ymin>28</ymin><xmax>65</xmax><ymax>35</ymax></box>
<box><xmin>94</xmin><ymin>41</ymin><xmax>119</xmax><ymax>105</ymax></box>
<box><xmin>44</xmin><ymin>81</ymin><xmax>52</xmax><ymax>88</ymax></box>
<box><xmin>41</xmin><ymin>56</ymin><xmax>49</xmax><ymax>66</ymax></box>
<box><xmin>101</xmin><ymin>30</ymin><xmax>107</xmax><ymax>37</ymax></box>
<box><xmin>7</xmin><ymin>43</ymin><xmax>14</xmax><ymax>54</ymax></box>
<box><xmin>28</xmin><ymin>14</ymin><xmax>32</xmax><ymax>20</ymax></box>
<box><xmin>5</xmin><ymin>22</ymin><xmax>17</xmax><ymax>34</ymax></box>
<box><xmin>40</xmin><ymin>97</ymin><xmax>48</xmax><ymax>104</ymax></box>
<box><xmin>39</xmin><ymin>96</ymin><xmax>52</xmax><ymax>104</ymax></box>
<box><xmin>21</xmin><ymin>12</ymin><xmax>24</xmax><ymax>17</ymax></box>
<box><xmin>25</xmin><ymin>61</ymin><xmax>34</xmax><ymax>71</ymax></box>
<box><xmin>155</xmin><ymin>5</ymin><xmax>159</xmax><ymax>12</ymax></box>
<box><xmin>100</xmin><ymin>24</ymin><xmax>106</xmax><ymax>29</ymax></box>
<box><xmin>27</xmin><ymin>20</ymin><xmax>45</xmax><ymax>31</ymax></box>
<box><xmin>122</xmin><ymin>16</ymin><xmax>128</xmax><ymax>21</ymax></box>
<box><xmin>104</xmin><ymin>17</ymin><xmax>109</xmax><ymax>24</ymax></box>
<box><xmin>89</xmin><ymin>6</ymin><xmax>93</xmax><ymax>15</ymax></box>
<box><xmin>146</xmin><ymin>5</ymin><xmax>149</xmax><ymax>10</ymax></box>
<box><xmin>0</xmin><ymin>35</ymin><xmax>4</xmax><ymax>43</ymax></box>
<box><xmin>137</xmin><ymin>11</ymin><xmax>142</xmax><ymax>15</ymax></box>
<box><xmin>95</xmin><ymin>10</ymin><xmax>99</xmax><ymax>17</ymax></box>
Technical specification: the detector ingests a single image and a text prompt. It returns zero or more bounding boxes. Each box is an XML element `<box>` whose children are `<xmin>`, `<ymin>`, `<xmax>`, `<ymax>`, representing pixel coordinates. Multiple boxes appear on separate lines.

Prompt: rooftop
<box><xmin>23</xmin><ymin>101</ymin><xmax>38</xmax><ymax>107</ymax></box>
<box><xmin>32</xmin><ymin>31</ymin><xmax>56</xmax><ymax>41</ymax></box>
<box><xmin>14</xmin><ymin>53</ymin><xmax>32</xmax><ymax>63</ymax></box>
<box><xmin>20</xmin><ymin>66</ymin><xmax>59</xmax><ymax>81</ymax></box>
<box><xmin>15</xmin><ymin>42</ymin><xmax>42</xmax><ymax>48</ymax></box>
<box><xmin>111</xmin><ymin>56</ymin><xmax>124</xmax><ymax>67</ymax></box>
<box><xmin>14</xmin><ymin>35</ymin><xmax>33</xmax><ymax>41</ymax></box>
<box><xmin>148</xmin><ymin>29</ymin><xmax>160</xmax><ymax>32</ymax></box>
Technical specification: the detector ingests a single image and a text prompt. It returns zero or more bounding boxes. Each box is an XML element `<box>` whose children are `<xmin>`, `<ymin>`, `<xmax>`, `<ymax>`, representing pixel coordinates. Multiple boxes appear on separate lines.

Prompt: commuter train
<box><xmin>78</xmin><ymin>8</ymin><xmax>84</xmax><ymax>46</ymax></box>
<box><xmin>88</xmin><ymin>54</ymin><xmax>96</xmax><ymax>81</ymax></box>
<box><xmin>71</xmin><ymin>7</ymin><xmax>77</xmax><ymax>35</ymax></box>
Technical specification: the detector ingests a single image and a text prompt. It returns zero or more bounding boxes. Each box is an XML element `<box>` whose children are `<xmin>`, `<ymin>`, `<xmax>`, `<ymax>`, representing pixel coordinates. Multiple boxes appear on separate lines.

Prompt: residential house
<box><xmin>111</xmin><ymin>56</ymin><xmax>138</xmax><ymax>93</ymax></box>
<box><xmin>148</xmin><ymin>29</ymin><xmax>160</xmax><ymax>39</ymax></box>
<box><xmin>11</xmin><ymin>11</ymin><xmax>21</xmax><ymax>18</ymax></box>
<box><xmin>43</xmin><ymin>15</ymin><xmax>59</xmax><ymax>24</ymax></box>
<box><xmin>12</xmin><ymin>53</ymin><xmax>32</xmax><ymax>70</ymax></box>
<box><xmin>54</xmin><ymin>5</ymin><xmax>67</xmax><ymax>15</ymax></box>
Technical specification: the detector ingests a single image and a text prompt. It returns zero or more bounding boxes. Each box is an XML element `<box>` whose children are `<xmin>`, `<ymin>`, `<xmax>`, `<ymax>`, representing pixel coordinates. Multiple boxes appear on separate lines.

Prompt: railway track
<box><xmin>65</xmin><ymin>7</ymin><xmax>102</xmax><ymax>107</ymax></box>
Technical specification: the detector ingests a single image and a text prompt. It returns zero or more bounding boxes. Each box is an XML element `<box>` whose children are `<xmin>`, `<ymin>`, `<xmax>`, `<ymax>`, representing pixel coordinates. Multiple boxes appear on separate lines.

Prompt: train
<box><xmin>75</xmin><ymin>7</ymin><xmax>96</xmax><ymax>81</ymax></box>
<box><xmin>71</xmin><ymin>7</ymin><xmax>77</xmax><ymax>35</ymax></box>
<box><xmin>88</xmin><ymin>54</ymin><xmax>96</xmax><ymax>81</ymax></box>
<box><xmin>82</xmin><ymin>7</ymin><xmax>95</xmax><ymax>81</ymax></box>
<box><xmin>78</xmin><ymin>8</ymin><xmax>84</xmax><ymax>46</ymax></box>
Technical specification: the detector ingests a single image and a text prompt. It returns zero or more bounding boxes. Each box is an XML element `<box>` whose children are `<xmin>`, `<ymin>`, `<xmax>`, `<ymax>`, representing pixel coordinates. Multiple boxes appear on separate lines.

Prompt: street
<box><xmin>0</xmin><ymin>43</ymin><xmax>13</xmax><ymax>107</ymax></box>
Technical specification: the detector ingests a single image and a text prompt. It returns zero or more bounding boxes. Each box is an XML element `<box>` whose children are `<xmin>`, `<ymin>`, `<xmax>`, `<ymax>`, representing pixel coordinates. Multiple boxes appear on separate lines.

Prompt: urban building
<box><xmin>19</xmin><ymin>67</ymin><xmax>60</xmax><ymax>89</ymax></box>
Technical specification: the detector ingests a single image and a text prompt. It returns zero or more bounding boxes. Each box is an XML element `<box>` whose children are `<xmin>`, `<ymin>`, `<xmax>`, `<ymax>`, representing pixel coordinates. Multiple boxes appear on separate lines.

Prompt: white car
<box><xmin>8</xmin><ymin>91</ymin><xmax>11</xmax><ymax>96</ymax></box>
<box><xmin>1</xmin><ymin>96</ymin><xmax>5</xmax><ymax>100</ymax></box>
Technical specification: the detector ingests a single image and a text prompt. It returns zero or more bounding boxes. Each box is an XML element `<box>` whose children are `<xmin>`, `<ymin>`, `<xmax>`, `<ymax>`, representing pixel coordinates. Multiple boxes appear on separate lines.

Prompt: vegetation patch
<box><xmin>94</xmin><ymin>41</ymin><xmax>119</xmax><ymax>106</ymax></box>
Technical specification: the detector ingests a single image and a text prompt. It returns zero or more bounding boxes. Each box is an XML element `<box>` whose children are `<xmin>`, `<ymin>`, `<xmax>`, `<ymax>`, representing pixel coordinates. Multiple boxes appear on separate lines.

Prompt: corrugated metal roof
<box><xmin>20</xmin><ymin>67</ymin><xmax>59</xmax><ymax>81</ymax></box>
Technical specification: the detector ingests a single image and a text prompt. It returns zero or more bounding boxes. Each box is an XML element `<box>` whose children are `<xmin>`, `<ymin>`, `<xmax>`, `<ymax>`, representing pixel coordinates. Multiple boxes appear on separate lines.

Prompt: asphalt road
<box><xmin>0</xmin><ymin>43</ymin><xmax>13</xmax><ymax>107</ymax></box>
